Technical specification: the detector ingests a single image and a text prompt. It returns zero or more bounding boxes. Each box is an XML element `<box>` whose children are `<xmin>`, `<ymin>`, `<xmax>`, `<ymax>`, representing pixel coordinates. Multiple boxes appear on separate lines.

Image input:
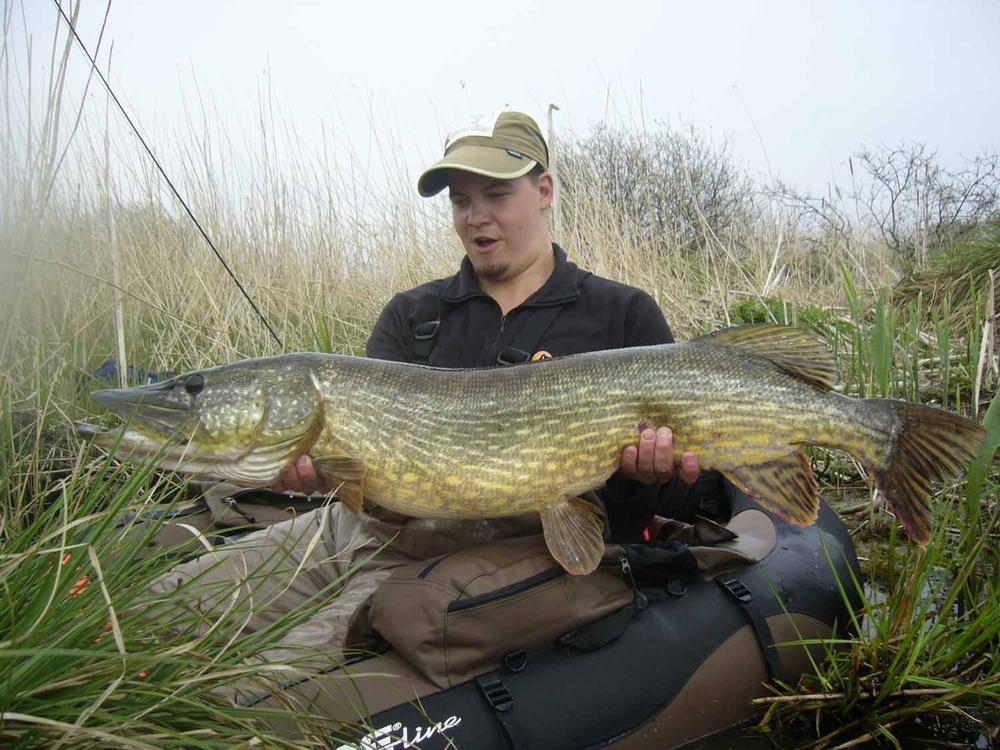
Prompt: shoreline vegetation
<box><xmin>1</xmin><ymin>7</ymin><xmax>997</xmax><ymax>749</ymax></box>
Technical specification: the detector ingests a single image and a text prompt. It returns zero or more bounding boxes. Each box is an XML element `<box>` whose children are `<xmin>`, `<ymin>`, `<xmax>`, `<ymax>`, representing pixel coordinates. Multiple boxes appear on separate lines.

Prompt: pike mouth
<box><xmin>76</xmin><ymin>422</ymin><xmax>300</xmax><ymax>485</ymax></box>
<box><xmin>91</xmin><ymin>383</ymin><xmax>196</xmax><ymax>437</ymax></box>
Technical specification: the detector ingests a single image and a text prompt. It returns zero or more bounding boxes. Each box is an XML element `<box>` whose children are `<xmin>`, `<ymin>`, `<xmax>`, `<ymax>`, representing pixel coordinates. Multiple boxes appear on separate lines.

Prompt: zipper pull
<box><xmin>619</xmin><ymin>554</ymin><xmax>647</xmax><ymax>610</ymax></box>
<box><xmin>619</xmin><ymin>554</ymin><xmax>631</xmax><ymax>578</ymax></box>
<box><xmin>224</xmin><ymin>496</ymin><xmax>256</xmax><ymax>523</ymax></box>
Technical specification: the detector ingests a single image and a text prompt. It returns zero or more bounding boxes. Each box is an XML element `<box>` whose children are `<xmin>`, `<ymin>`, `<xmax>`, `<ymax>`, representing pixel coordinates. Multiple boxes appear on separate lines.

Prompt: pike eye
<box><xmin>184</xmin><ymin>374</ymin><xmax>205</xmax><ymax>396</ymax></box>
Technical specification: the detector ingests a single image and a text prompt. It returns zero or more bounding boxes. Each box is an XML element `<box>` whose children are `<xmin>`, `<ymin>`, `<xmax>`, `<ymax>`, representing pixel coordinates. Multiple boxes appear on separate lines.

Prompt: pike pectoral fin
<box><xmin>723</xmin><ymin>450</ymin><xmax>819</xmax><ymax>527</ymax></box>
<box><xmin>312</xmin><ymin>455</ymin><xmax>367</xmax><ymax>513</ymax></box>
<box><xmin>540</xmin><ymin>495</ymin><xmax>607</xmax><ymax>575</ymax></box>
<box><xmin>332</xmin><ymin>481</ymin><xmax>364</xmax><ymax>513</ymax></box>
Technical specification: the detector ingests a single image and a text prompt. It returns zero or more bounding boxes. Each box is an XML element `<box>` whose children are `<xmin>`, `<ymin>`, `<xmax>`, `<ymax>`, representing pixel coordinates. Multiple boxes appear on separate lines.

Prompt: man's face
<box><xmin>448</xmin><ymin>170</ymin><xmax>553</xmax><ymax>281</ymax></box>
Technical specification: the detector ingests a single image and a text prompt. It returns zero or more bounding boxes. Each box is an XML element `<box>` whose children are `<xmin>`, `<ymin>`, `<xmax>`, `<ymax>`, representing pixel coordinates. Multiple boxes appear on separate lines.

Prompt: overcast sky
<box><xmin>18</xmin><ymin>0</ymin><xmax>1000</xmax><ymax>196</ymax></box>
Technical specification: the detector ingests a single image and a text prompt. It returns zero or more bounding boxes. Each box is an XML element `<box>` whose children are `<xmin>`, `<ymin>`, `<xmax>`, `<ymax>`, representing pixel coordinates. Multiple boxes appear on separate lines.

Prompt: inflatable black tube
<box><xmin>253</xmin><ymin>485</ymin><xmax>862</xmax><ymax>750</ymax></box>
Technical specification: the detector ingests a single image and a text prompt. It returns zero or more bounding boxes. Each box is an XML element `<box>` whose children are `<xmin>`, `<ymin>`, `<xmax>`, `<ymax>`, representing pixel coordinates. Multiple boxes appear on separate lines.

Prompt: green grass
<box><xmin>0</xmin><ymin>424</ymin><xmax>380</xmax><ymax>748</ymax></box>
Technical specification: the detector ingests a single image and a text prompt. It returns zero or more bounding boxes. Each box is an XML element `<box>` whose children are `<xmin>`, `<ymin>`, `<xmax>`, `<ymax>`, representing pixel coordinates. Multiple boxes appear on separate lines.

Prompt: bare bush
<box><xmin>771</xmin><ymin>143</ymin><xmax>1000</xmax><ymax>266</ymax></box>
<box><xmin>558</xmin><ymin>122</ymin><xmax>756</xmax><ymax>254</ymax></box>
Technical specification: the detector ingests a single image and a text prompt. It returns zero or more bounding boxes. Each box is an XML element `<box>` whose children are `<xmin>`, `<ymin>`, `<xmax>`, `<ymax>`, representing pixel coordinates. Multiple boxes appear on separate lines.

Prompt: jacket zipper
<box><xmin>224</xmin><ymin>497</ymin><xmax>257</xmax><ymax>523</ymax></box>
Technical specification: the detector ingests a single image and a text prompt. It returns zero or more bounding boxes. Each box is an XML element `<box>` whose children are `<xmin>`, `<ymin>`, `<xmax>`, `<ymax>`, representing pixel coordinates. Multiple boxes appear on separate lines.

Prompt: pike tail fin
<box><xmin>868</xmin><ymin>399</ymin><xmax>985</xmax><ymax>543</ymax></box>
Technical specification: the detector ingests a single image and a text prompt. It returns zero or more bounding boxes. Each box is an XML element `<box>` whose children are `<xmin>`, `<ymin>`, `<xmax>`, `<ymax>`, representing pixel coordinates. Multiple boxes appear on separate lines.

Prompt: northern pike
<box><xmin>79</xmin><ymin>325</ymin><xmax>985</xmax><ymax>575</ymax></box>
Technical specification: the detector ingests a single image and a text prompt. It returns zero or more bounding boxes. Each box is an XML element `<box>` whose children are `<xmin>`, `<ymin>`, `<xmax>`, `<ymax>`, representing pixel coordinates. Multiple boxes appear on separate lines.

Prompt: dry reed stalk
<box><xmin>972</xmin><ymin>269</ymin><xmax>995</xmax><ymax>415</ymax></box>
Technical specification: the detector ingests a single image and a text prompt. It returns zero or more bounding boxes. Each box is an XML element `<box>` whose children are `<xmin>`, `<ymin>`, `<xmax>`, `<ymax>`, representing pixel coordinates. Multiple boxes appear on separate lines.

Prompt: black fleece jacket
<box><xmin>365</xmin><ymin>244</ymin><xmax>693</xmax><ymax>542</ymax></box>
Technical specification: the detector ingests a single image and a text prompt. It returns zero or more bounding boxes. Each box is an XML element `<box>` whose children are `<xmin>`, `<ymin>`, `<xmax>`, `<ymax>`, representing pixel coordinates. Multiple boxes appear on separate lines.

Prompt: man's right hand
<box><xmin>620</xmin><ymin>426</ymin><xmax>700</xmax><ymax>486</ymax></box>
<box><xmin>272</xmin><ymin>455</ymin><xmax>332</xmax><ymax>495</ymax></box>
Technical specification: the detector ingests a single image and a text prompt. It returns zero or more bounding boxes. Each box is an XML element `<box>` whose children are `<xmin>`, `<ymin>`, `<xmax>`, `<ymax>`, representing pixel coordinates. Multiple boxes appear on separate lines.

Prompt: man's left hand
<box><xmin>619</xmin><ymin>426</ymin><xmax>700</xmax><ymax>485</ymax></box>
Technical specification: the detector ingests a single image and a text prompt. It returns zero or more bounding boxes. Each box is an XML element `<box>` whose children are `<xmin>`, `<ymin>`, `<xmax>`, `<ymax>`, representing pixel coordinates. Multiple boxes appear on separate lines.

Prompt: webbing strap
<box><xmin>717</xmin><ymin>577</ymin><xmax>787</xmax><ymax>685</ymax></box>
<box><xmin>475</xmin><ymin>675</ymin><xmax>530</xmax><ymax>749</ymax></box>
<box><xmin>411</xmin><ymin>296</ymin><xmax>451</xmax><ymax>364</ymax></box>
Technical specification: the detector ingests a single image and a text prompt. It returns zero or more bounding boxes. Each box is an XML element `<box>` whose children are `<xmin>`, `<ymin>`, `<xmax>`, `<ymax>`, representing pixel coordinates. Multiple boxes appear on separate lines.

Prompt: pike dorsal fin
<box><xmin>692</xmin><ymin>324</ymin><xmax>838</xmax><ymax>389</ymax></box>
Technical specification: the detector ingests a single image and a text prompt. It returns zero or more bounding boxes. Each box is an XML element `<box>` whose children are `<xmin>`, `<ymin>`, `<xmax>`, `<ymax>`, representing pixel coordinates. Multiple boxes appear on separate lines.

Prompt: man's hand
<box><xmin>619</xmin><ymin>426</ymin><xmax>700</xmax><ymax>485</ymax></box>
<box><xmin>272</xmin><ymin>455</ymin><xmax>332</xmax><ymax>495</ymax></box>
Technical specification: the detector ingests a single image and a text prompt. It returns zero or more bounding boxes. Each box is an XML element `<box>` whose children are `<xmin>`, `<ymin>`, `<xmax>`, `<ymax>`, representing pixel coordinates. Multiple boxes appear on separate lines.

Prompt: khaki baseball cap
<box><xmin>417</xmin><ymin>110</ymin><xmax>549</xmax><ymax>197</ymax></box>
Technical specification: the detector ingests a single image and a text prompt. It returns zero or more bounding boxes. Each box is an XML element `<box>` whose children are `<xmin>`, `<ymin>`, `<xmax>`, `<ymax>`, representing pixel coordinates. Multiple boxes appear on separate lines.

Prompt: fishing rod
<box><xmin>50</xmin><ymin>0</ymin><xmax>284</xmax><ymax>349</ymax></box>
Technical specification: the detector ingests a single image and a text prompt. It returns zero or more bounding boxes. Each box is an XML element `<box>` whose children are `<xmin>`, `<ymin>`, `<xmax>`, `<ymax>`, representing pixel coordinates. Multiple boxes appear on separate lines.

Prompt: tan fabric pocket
<box><xmin>346</xmin><ymin>535</ymin><xmax>632</xmax><ymax>689</ymax></box>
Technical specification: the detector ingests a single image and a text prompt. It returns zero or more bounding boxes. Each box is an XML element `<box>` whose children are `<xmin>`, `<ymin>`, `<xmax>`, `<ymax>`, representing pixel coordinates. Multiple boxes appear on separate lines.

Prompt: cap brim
<box><xmin>417</xmin><ymin>145</ymin><xmax>538</xmax><ymax>197</ymax></box>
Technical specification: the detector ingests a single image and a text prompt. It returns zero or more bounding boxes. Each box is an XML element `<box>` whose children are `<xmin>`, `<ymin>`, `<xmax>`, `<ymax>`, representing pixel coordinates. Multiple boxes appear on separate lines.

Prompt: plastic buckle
<box><xmin>476</xmin><ymin>675</ymin><xmax>514</xmax><ymax>712</ymax></box>
<box><xmin>496</xmin><ymin>346</ymin><xmax>530</xmax><ymax>365</ymax></box>
<box><xmin>413</xmin><ymin>320</ymin><xmax>440</xmax><ymax>340</ymax></box>
<box><xmin>720</xmin><ymin>577</ymin><xmax>752</xmax><ymax>604</ymax></box>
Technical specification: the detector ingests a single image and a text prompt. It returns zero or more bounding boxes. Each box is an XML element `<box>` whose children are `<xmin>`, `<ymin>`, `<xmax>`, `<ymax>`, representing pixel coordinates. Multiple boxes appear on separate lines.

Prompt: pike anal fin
<box><xmin>540</xmin><ymin>495</ymin><xmax>607</xmax><ymax>575</ymax></box>
<box><xmin>312</xmin><ymin>455</ymin><xmax>367</xmax><ymax>513</ymax></box>
<box><xmin>723</xmin><ymin>450</ymin><xmax>819</xmax><ymax>528</ymax></box>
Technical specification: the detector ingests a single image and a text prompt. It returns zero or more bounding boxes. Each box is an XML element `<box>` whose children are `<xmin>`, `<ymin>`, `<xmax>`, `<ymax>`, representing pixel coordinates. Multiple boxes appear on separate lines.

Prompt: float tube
<box><xmin>246</xmin><ymin>483</ymin><xmax>862</xmax><ymax>749</ymax></box>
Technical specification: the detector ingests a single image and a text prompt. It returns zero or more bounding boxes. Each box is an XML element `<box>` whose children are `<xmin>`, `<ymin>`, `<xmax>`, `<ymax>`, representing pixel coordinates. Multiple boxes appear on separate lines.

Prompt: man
<box><xmin>275</xmin><ymin>110</ymin><xmax>701</xmax><ymax>540</ymax></box>
<box><xmin>150</xmin><ymin>111</ymin><xmax>703</xmax><ymax>672</ymax></box>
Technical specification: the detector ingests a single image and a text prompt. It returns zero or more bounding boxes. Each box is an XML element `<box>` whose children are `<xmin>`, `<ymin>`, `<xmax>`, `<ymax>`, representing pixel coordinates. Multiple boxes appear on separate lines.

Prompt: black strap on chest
<box><xmin>412</xmin><ymin>294</ymin><xmax>564</xmax><ymax>367</ymax></box>
<box><xmin>411</xmin><ymin>295</ymin><xmax>451</xmax><ymax>364</ymax></box>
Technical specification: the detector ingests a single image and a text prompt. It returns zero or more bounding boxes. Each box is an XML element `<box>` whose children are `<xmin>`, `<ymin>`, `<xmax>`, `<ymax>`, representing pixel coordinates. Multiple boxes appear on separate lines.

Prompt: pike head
<box><xmin>80</xmin><ymin>356</ymin><xmax>324</xmax><ymax>485</ymax></box>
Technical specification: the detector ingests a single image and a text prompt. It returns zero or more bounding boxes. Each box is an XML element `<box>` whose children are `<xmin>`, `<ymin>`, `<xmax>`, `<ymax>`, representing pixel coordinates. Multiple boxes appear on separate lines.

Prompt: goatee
<box><xmin>473</xmin><ymin>260</ymin><xmax>509</xmax><ymax>281</ymax></box>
